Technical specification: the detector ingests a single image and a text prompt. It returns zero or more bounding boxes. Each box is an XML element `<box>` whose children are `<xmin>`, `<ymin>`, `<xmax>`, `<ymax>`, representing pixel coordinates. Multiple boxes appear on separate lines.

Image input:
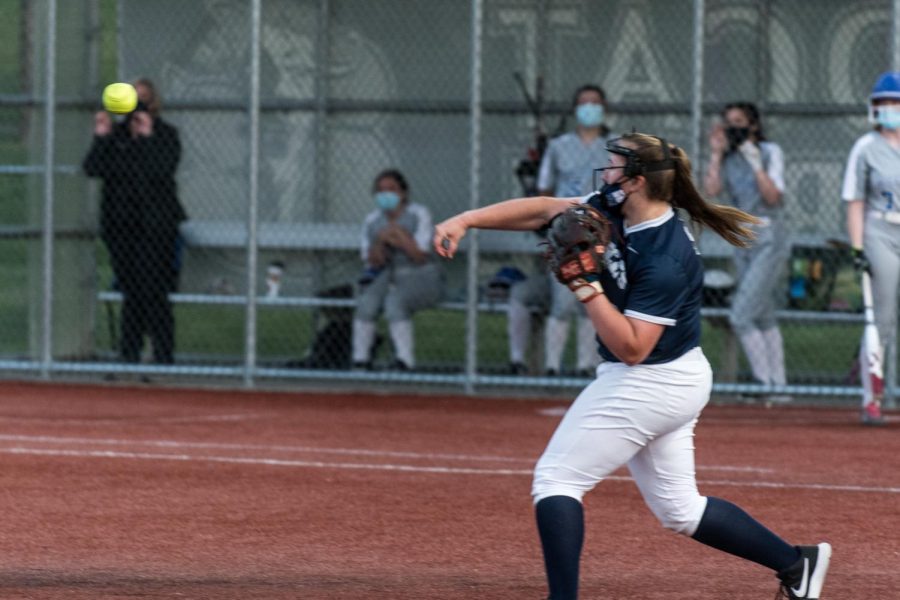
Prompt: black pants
<box><xmin>120</xmin><ymin>288</ymin><xmax>174</xmax><ymax>363</ymax></box>
<box><xmin>104</xmin><ymin>225</ymin><xmax>179</xmax><ymax>364</ymax></box>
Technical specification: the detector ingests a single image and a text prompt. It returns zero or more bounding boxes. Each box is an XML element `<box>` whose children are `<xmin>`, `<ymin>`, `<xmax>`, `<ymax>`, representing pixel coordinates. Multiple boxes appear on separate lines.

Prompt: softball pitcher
<box><xmin>434</xmin><ymin>133</ymin><xmax>830</xmax><ymax>599</ymax></box>
<box><xmin>843</xmin><ymin>71</ymin><xmax>900</xmax><ymax>425</ymax></box>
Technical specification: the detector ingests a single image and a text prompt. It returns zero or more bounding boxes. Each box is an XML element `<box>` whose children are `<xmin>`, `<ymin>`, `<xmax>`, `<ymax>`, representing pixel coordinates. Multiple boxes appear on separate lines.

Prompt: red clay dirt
<box><xmin>0</xmin><ymin>381</ymin><xmax>896</xmax><ymax>599</ymax></box>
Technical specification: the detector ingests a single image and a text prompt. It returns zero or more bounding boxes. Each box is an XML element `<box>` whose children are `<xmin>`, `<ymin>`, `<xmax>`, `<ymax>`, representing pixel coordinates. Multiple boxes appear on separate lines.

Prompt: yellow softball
<box><xmin>102</xmin><ymin>82</ymin><xmax>138</xmax><ymax>114</ymax></box>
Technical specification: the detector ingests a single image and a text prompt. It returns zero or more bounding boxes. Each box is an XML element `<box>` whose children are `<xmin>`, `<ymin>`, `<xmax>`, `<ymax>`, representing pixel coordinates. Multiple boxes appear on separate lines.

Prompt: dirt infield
<box><xmin>0</xmin><ymin>381</ymin><xmax>896</xmax><ymax>599</ymax></box>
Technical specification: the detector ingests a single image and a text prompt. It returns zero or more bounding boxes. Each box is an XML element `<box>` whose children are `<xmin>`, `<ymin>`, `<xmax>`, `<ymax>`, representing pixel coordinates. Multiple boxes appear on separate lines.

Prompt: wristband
<box><xmin>571</xmin><ymin>280</ymin><xmax>604</xmax><ymax>303</ymax></box>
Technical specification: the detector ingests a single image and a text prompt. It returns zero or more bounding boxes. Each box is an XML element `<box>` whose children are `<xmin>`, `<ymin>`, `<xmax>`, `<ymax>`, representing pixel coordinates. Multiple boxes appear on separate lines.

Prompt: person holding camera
<box><xmin>83</xmin><ymin>78</ymin><xmax>186</xmax><ymax>366</ymax></box>
<box><xmin>704</xmin><ymin>102</ymin><xmax>789</xmax><ymax>400</ymax></box>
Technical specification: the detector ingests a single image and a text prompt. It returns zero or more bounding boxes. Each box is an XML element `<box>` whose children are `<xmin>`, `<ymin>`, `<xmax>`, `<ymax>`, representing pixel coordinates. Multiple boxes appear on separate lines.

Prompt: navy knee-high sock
<box><xmin>535</xmin><ymin>496</ymin><xmax>584</xmax><ymax>600</ymax></box>
<box><xmin>691</xmin><ymin>496</ymin><xmax>799</xmax><ymax>572</ymax></box>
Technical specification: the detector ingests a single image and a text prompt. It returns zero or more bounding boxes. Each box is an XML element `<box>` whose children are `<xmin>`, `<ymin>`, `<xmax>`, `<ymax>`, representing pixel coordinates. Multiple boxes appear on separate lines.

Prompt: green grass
<box><xmin>0</xmin><ymin>0</ymin><xmax>23</xmax><ymax>93</ymax></box>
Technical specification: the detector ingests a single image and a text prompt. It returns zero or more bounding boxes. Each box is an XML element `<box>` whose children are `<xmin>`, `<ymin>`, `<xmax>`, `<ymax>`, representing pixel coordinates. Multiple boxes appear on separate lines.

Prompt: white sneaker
<box><xmin>764</xmin><ymin>394</ymin><xmax>793</xmax><ymax>407</ymax></box>
<box><xmin>777</xmin><ymin>543</ymin><xmax>832</xmax><ymax>599</ymax></box>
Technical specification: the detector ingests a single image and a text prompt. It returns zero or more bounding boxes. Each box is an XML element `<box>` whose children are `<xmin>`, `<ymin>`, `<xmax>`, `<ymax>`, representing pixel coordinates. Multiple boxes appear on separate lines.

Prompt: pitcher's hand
<box><xmin>433</xmin><ymin>214</ymin><xmax>470</xmax><ymax>259</ymax></box>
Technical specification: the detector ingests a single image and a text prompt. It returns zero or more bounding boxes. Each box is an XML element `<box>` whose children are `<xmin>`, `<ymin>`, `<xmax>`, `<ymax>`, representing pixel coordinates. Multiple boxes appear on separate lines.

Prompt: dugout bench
<box><xmin>98</xmin><ymin>222</ymin><xmax>866</xmax><ymax>386</ymax></box>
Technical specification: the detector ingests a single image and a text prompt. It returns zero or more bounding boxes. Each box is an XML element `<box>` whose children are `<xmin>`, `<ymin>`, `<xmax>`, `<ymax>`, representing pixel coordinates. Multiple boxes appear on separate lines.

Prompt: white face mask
<box><xmin>575</xmin><ymin>103</ymin><xmax>604</xmax><ymax>128</ymax></box>
<box><xmin>869</xmin><ymin>103</ymin><xmax>900</xmax><ymax>129</ymax></box>
<box><xmin>374</xmin><ymin>191</ymin><xmax>401</xmax><ymax>211</ymax></box>
<box><xmin>876</xmin><ymin>105</ymin><xmax>900</xmax><ymax>130</ymax></box>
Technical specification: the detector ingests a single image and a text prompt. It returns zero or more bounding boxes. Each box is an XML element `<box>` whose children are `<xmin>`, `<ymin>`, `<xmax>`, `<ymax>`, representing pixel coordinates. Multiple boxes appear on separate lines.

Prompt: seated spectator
<box><xmin>352</xmin><ymin>169</ymin><xmax>443</xmax><ymax>370</ymax></box>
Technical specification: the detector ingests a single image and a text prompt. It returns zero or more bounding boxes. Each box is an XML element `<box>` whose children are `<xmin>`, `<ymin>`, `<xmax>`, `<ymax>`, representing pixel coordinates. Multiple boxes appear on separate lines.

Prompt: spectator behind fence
<box><xmin>703</xmin><ymin>102</ymin><xmax>790</xmax><ymax>402</ymax></box>
<box><xmin>508</xmin><ymin>83</ymin><xmax>610</xmax><ymax>377</ymax></box>
<box><xmin>352</xmin><ymin>169</ymin><xmax>443</xmax><ymax>371</ymax></box>
<box><xmin>842</xmin><ymin>71</ymin><xmax>900</xmax><ymax>425</ymax></box>
<box><xmin>83</xmin><ymin>78</ymin><xmax>187</xmax><ymax>365</ymax></box>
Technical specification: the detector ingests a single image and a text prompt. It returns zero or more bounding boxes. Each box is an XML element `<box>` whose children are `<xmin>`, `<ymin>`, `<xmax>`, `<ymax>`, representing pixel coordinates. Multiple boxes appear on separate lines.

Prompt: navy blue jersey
<box><xmin>584</xmin><ymin>194</ymin><xmax>704</xmax><ymax>364</ymax></box>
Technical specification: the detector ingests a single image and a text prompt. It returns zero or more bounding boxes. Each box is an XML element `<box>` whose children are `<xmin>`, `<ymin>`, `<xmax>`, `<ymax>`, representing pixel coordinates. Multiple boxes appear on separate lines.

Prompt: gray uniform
<box><xmin>538</xmin><ymin>132</ymin><xmax>610</xmax><ymax>319</ymax></box>
<box><xmin>356</xmin><ymin>203</ymin><xmax>442</xmax><ymax>322</ymax></box>
<box><xmin>722</xmin><ymin>141</ymin><xmax>789</xmax><ymax>334</ymax></box>
<box><xmin>842</xmin><ymin>131</ymin><xmax>900</xmax><ymax>367</ymax></box>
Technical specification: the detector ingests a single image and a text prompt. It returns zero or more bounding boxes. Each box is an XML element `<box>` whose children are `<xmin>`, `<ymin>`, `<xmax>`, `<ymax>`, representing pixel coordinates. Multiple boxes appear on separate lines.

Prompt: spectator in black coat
<box><xmin>83</xmin><ymin>78</ymin><xmax>187</xmax><ymax>365</ymax></box>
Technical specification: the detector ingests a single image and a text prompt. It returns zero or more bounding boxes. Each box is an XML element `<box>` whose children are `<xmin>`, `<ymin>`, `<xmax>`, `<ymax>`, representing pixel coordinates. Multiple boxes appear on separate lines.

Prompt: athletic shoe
<box><xmin>861</xmin><ymin>401</ymin><xmax>885</xmax><ymax>426</ymax></box>
<box><xmin>764</xmin><ymin>394</ymin><xmax>793</xmax><ymax>407</ymax></box>
<box><xmin>776</xmin><ymin>543</ymin><xmax>831</xmax><ymax>599</ymax></box>
<box><xmin>508</xmin><ymin>362</ymin><xmax>528</xmax><ymax>375</ymax></box>
<box><xmin>388</xmin><ymin>359</ymin><xmax>410</xmax><ymax>371</ymax></box>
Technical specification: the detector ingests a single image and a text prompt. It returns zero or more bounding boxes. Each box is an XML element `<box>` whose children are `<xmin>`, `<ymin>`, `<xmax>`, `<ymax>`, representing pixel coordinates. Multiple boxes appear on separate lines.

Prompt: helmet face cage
<box><xmin>592</xmin><ymin>136</ymin><xmax>675</xmax><ymax>191</ymax></box>
<box><xmin>606</xmin><ymin>136</ymin><xmax>675</xmax><ymax>177</ymax></box>
<box><xmin>606</xmin><ymin>141</ymin><xmax>645</xmax><ymax>178</ymax></box>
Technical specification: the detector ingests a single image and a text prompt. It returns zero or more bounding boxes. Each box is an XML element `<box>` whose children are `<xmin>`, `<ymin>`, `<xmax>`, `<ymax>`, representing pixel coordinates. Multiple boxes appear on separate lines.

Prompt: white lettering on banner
<box><xmin>490</xmin><ymin>4</ymin><xmax>584</xmax><ymax>92</ymax></box>
<box><xmin>826</xmin><ymin>5</ymin><xmax>889</xmax><ymax>103</ymax></box>
<box><xmin>163</xmin><ymin>1</ymin><xmax>397</xmax><ymax>224</ymax></box>
<box><xmin>490</xmin><ymin>3</ymin><xmax>585</xmax><ymax>196</ymax></box>
<box><xmin>603</xmin><ymin>7</ymin><xmax>672</xmax><ymax>103</ymax></box>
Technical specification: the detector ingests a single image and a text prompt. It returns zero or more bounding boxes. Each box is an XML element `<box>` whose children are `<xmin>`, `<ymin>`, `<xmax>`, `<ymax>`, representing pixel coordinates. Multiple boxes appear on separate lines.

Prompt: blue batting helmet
<box><xmin>870</xmin><ymin>71</ymin><xmax>900</xmax><ymax>102</ymax></box>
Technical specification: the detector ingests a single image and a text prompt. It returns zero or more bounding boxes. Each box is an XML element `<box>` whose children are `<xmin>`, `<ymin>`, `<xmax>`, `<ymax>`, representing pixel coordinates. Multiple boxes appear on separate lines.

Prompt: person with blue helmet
<box><xmin>842</xmin><ymin>71</ymin><xmax>900</xmax><ymax>425</ymax></box>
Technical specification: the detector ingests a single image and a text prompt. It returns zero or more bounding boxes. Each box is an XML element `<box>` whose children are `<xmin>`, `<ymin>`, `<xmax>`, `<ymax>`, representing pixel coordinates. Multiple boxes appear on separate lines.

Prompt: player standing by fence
<box><xmin>531</xmin><ymin>84</ymin><xmax>610</xmax><ymax>376</ymax></box>
<box><xmin>842</xmin><ymin>71</ymin><xmax>900</xmax><ymax>425</ymax></box>
<box><xmin>704</xmin><ymin>102</ymin><xmax>790</xmax><ymax>401</ymax></box>
<box><xmin>434</xmin><ymin>133</ymin><xmax>830</xmax><ymax>599</ymax></box>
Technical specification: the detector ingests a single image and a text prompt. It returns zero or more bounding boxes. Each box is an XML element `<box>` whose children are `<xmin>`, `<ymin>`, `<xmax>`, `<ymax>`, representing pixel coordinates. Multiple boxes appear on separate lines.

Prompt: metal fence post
<box><xmin>689</xmin><ymin>0</ymin><xmax>705</xmax><ymax>179</ymax></box>
<box><xmin>893</xmin><ymin>0</ymin><xmax>900</xmax><ymax>71</ymax></box>
<box><xmin>464</xmin><ymin>0</ymin><xmax>483</xmax><ymax>394</ymax></box>
<box><xmin>40</xmin><ymin>0</ymin><xmax>57</xmax><ymax>378</ymax></box>
<box><xmin>243</xmin><ymin>0</ymin><xmax>262</xmax><ymax>388</ymax></box>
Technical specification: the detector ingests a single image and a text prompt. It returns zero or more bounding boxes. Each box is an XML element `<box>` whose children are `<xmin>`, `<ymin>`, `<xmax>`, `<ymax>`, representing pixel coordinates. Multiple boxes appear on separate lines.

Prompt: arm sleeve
<box><xmin>536</xmin><ymin>141</ymin><xmax>556</xmax><ymax>192</ymax></box>
<box><xmin>135</xmin><ymin>122</ymin><xmax>181</xmax><ymax>179</ymax></box>
<box><xmin>411</xmin><ymin>204</ymin><xmax>433</xmax><ymax>253</ymax></box>
<box><xmin>841</xmin><ymin>136</ymin><xmax>868</xmax><ymax>202</ymax></box>
<box><xmin>623</xmin><ymin>256</ymin><xmax>688</xmax><ymax>326</ymax></box>
<box><xmin>82</xmin><ymin>135</ymin><xmax>139</xmax><ymax>180</ymax></box>
<box><xmin>360</xmin><ymin>214</ymin><xmax>375</xmax><ymax>261</ymax></box>
<box><xmin>82</xmin><ymin>136</ymin><xmax>109</xmax><ymax>178</ymax></box>
<box><xmin>765</xmin><ymin>143</ymin><xmax>785</xmax><ymax>192</ymax></box>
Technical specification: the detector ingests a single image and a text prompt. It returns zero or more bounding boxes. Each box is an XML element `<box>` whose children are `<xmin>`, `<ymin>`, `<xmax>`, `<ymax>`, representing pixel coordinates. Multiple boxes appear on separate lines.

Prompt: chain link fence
<box><xmin>1</xmin><ymin>0</ymin><xmax>898</xmax><ymax>401</ymax></box>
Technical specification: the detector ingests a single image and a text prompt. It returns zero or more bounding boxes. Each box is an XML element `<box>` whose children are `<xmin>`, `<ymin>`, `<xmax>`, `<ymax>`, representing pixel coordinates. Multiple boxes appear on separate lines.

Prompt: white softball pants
<box><xmin>860</xmin><ymin>215</ymin><xmax>900</xmax><ymax>404</ymax></box>
<box><xmin>532</xmin><ymin>347</ymin><xmax>712</xmax><ymax>536</ymax></box>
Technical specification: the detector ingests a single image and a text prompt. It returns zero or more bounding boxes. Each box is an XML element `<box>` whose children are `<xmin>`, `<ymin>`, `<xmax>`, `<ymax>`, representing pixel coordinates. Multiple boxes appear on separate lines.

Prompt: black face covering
<box><xmin>597</xmin><ymin>180</ymin><xmax>628</xmax><ymax>214</ymax></box>
<box><xmin>725</xmin><ymin>126</ymin><xmax>751</xmax><ymax>150</ymax></box>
